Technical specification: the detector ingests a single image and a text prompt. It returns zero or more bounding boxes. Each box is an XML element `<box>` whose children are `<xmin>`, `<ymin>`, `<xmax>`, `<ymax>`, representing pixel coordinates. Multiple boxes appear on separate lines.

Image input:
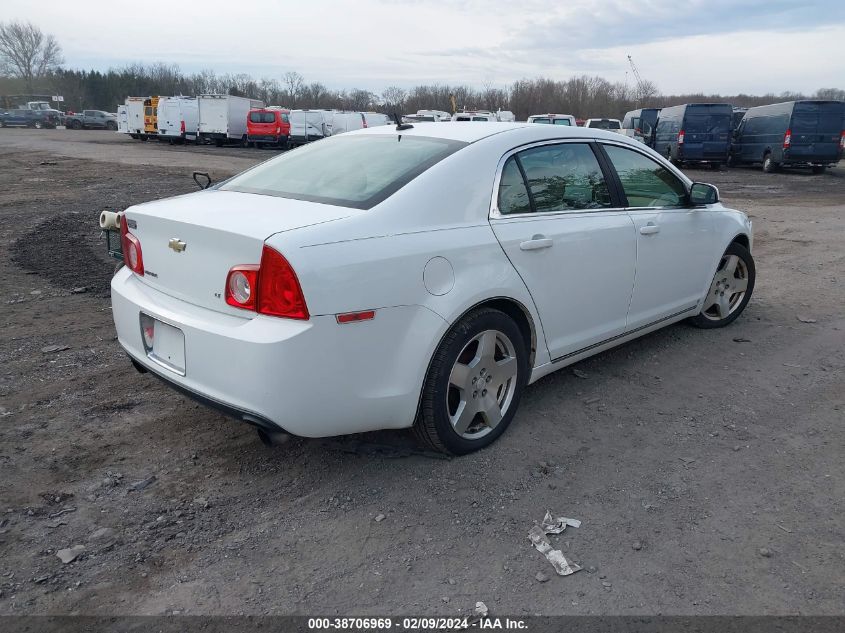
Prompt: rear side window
<box><xmin>498</xmin><ymin>158</ymin><xmax>531</xmax><ymax>215</ymax></box>
<box><xmin>500</xmin><ymin>143</ymin><xmax>612</xmax><ymax>214</ymax></box>
<box><xmin>221</xmin><ymin>135</ymin><xmax>466</xmax><ymax>209</ymax></box>
<box><xmin>603</xmin><ymin>145</ymin><xmax>687</xmax><ymax>208</ymax></box>
<box><xmin>281</xmin><ymin>113</ymin><xmax>289</xmax><ymax>123</ymax></box>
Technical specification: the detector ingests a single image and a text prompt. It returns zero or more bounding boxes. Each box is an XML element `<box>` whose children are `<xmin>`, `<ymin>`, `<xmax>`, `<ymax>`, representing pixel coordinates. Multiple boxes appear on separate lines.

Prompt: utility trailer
<box><xmin>198</xmin><ymin>95</ymin><xmax>264</xmax><ymax>146</ymax></box>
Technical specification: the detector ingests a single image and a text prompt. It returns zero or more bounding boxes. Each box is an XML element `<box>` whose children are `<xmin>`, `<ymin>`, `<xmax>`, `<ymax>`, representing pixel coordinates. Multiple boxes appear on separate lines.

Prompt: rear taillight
<box><xmin>120</xmin><ymin>218</ymin><xmax>144</xmax><ymax>275</ymax></box>
<box><xmin>677</xmin><ymin>130</ymin><xmax>685</xmax><ymax>145</ymax></box>
<box><xmin>180</xmin><ymin>120</ymin><xmax>185</xmax><ymax>133</ymax></box>
<box><xmin>225</xmin><ymin>265</ymin><xmax>259</xmax><ymax>310</ymax></box>
<box><xmin>783</xmin><ymin>129</ymin><xmax>791</xmax><ymax>149</ymax></box>
<box><xmin>840</xmin><ymin>130</ymin><xmax>844</xmax><ymax>149</ymax></box>
<box><xmin>224</xmin><ymin>246</ymin><xmax>309</xmax><ymax>320</ymax></box>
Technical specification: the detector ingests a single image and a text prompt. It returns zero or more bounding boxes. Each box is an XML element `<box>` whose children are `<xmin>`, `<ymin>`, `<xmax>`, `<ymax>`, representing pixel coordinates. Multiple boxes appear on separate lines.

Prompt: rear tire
<box><xmin>762</xmin><ymin>152</ymin><xmax>776</xmax><ymax>173</ymax></box>
<box><xmin>413</xmin><ymin>308</ymin><xmax>528</xmax><ymax>455</ymax></box>
<box><xmin>689</xmin><ymin>242</ymin><xmax>755</xmax><ymax>329</ymax></box>
<box><xmin>71</xmin><ymin>120</ymin><xmax>82</xmax><ymax>130</ymax></box>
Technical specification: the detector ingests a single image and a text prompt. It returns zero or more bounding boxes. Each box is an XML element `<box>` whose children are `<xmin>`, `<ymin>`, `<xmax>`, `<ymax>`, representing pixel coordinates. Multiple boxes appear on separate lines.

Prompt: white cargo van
<box><xmin>125</xmin><ymin>97</ymin><xmax>147</xmax><ymax>138</ymax></box>
<box><xmin>197</xmin><ymin>95</ymin><xmax>264</xmax><ymax>146</ymax></box>
<box><xmin>158</xmin><ymin>96</ymin><xmax>199</xmax><ymax>143</ymax></box>
<box><xmin>361</xmin><ymin>112</ymin><xmax>390</xmax><ymax>128</ymax></box>
<box><xmin>289</xmin><ymin>110</ymin><xmax>332</xmax><ymax>145</ymax></box>
<box><xmin>117</xmin><ymin>105</ymin><xmax>129</xmax><ymax>134</ymax></box>
<box><xmin>330</xmin><ymin>111</ymin><xmax>365</xmax><ymax>135</ymax></box>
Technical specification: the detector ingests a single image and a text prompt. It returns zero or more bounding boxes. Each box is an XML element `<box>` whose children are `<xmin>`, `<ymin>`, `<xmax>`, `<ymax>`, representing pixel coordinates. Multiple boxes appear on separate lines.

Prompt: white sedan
<box><xmin>111</xmin><ymin>123</ymin><xmax>755</xmax><ymax>454</ymax></box>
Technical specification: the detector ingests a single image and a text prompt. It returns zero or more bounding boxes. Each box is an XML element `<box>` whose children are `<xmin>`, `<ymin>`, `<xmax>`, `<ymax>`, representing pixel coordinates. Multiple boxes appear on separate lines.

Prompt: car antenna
<box><xmin>393</xmin><ymin>112</ymin><xmax>413</xmax><ymax>131</ymax></box>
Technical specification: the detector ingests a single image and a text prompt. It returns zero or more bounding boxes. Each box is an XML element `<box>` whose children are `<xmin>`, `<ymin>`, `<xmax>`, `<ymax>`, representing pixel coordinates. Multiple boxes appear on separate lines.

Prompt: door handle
<box><xmin>639</xmin><ymin>223</ymin><xmax>660</xmax><ymax>235</ymax></box>
<box><xmin>519</xmin><ymin>235</ymin><xmax>554</xmax><ymax>251</ymax></box>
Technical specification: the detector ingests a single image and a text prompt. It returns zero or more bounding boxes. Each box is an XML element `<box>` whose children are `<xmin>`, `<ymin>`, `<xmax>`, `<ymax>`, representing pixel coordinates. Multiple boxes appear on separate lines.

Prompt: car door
<box><xmin>490</xmin><ymin>141</ymin><xmax>637</xmax><ymax>361</ymax></box>
<box><xmin>599</xmin><ymin>142</ymin><xmax>716</xmax><ymax>330</ymax></box>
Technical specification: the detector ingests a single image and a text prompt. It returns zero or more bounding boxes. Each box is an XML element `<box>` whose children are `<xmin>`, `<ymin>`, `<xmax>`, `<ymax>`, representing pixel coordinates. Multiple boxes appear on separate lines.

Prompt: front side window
<box><xmin>603</xmin><ymin>145</ymin><xmax>688</xmax><ymax>208</ymax></box>
<box><xmin>221</xmin><ymin>135</ymin><xmax>466</xmax><ymax>210</ymax></box>
<box><xmin>499</xmin><ymin>143</ymin><xmax>612</xmax><ymax>214</ymax></box>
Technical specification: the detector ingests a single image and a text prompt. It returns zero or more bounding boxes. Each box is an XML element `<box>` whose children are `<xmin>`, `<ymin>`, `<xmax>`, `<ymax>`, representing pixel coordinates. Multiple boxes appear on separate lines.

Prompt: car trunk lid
<box><xmin>122</xmin><ymin>190</ymin><xmax>353</xmax><ymax>316</ymax></box>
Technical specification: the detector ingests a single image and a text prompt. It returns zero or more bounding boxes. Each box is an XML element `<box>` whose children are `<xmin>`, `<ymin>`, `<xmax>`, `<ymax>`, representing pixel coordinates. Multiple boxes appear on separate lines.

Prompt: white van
<box><xmin>117</xmin><ymin>105</ymin><xmax>129</xmax><ymax>134</ymax></box>
<box><xmin>158</xmin><ymin>96</ymin><xmax>199</xmax><ymax>143</ymax></box>
<box><xmin>330</xmin><ymin>111</ymin><xmax>365</xmax><ymax>135</ymax></box>
<box><xmin>289</xmin><ymin>110</ymin><xmax>333</xmax><ymax>144</ymax></box>
<box><xmin>198</xmin><ymin>95</ymin><xmax>264</xmax><ymax>146</ymax></box>
<box><xmin>527</xmin><ymin>114</ymin><xmax>577</xmax><ymax>126</ymax></box>
<box><xmin>496</xmin><ymin>110</ymin><xmax>516</xmax><ymax>122</ymax></box>
<box><xmin>452</xmin><ymin>111</ymin><xmax>497</xmax><ymax>122</ymax></box>
<box><xmin>361</xmin><ymin>112</ymin><xmax>390</xmax><ymax>128</ymax></box>
<box><xmin>125</xmin><ymin>97</ymin><xmax>147</xmax><ymax>138</ymax></box>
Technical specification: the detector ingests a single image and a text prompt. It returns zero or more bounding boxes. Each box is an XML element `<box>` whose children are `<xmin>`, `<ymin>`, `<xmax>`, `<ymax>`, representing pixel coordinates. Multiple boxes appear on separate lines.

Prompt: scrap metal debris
<box><xmin>528</xmin><ymin>511</ymin><xmax>583</xmax><ymax>576</ymax></box>
<box><xmin>56</xmin><ymin>545</ymin><xmax>85</xmax><ymax>564</ymax></box>
<box><xmin>128</xmin><ymin>475</ymin><xmax>157</xmax><ymax>492</ymax></box>
<box><xmin>475</xmin><ymin>601</ymin><xmax>488</xmax><ymax>617</ymax></box>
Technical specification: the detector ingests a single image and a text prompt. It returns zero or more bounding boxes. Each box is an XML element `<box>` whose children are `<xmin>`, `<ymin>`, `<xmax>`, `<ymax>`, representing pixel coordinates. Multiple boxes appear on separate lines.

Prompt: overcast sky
<box><xmin>6</xmin><ymin>0</ymin><xmax>845</xmax><ymax>95</ymax></box>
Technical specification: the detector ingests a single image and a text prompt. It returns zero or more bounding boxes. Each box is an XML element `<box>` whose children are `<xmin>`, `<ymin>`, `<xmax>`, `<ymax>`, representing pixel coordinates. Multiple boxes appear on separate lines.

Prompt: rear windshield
<box><xmin>553</xmin><ymin>119</ymin><xmax>571</xmax><ymax>125</ymax></box>
<box><xmin>684</xmin><ymin>113</ymin><xmax>730</xmax><ymax>133</ymax></box>
<box><xmin>249</xmin><ymin>111</ymin><xmax>276</xmax><ymax>123</ymax></box>
<box><xmin>221</xmin><ymin>135</ymin><xmax>466</xmax><ymax>209</ymax></box>
<box><xmin>587</xmin><ymin>120</ymin><xmax>620</xmax><ymax>129</ymax></box>
<box><xmin>792</xmin><ymin>103</ymin><xmax>844</xmax><ymax>134</ymax></box>
<box><xmin>530</xmin><ymin>118</ymin><xmax>551</xmax><ymax>124</ymax></box>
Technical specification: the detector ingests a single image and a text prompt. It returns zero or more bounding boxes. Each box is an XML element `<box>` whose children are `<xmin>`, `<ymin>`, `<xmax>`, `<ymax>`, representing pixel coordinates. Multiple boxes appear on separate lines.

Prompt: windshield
<box><xmin>221</xmin><ymin>135</ymin><xmax>466</xmax><ymax>209</ymax></box>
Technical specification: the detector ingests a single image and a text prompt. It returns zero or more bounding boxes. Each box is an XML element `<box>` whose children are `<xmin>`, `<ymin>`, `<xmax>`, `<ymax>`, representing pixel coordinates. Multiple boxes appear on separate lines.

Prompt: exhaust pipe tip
<box><xmin>256</xmin><ymin>428</ymin><xmax>291</xmax><ymax>447</ymax></box>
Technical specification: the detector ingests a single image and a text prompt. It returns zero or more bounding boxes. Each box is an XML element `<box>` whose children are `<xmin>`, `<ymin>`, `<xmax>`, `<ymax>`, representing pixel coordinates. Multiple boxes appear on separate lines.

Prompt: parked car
<box><xmin>198</xmin><ymin>95</ymin><xmax>264</xmax><ymax>146</ymax></box>
<box><xmin>526</xmin><ymin>114</ymin><xmax>577</xmax><ymax>126</ymax></box>
<box><xmin>584</xmin><ymin>118</ymin><xmax>623</xmax><ymax>131</ymax></box>
<box><xmin>729</xmin><ymin>100</ymin><xmax>845</xmax><ymax>173</ymax></box>
<box><xmin>111</xmin><ymin>123</ymin><xmax>754</xmax><ymax>454</ymax></box>
<box><xmin>65</xmin><ymin>109</ymin><xmax>118</xmax><ymax>130</ymax></box>
<box><xmin>452</xmin><ymin>111</ymin><xmax>498</xmax><ymax>122</ymax></box>
<box><xmin>158</xmin><ymin>96</ymin><xmax>199</xmax><ymax>143</ymax></box>
<box><xmin>247</xmin><ymin>107</ymin><xmax>291</xmax><ymax>148</ymax></box>
<box><xmin>0</xmin><ymin>107</ymin><xmax>61</xmax><ymax>129</ymax></box>
<box><xmin>622</xmin><ymin>108</ymin><xmax>660</xmax><ymax>145</ymax></box>
<box><xmin>653</xmin><ymin>103</ymin><xmax>733</xmax><ymax>168</ymax></box>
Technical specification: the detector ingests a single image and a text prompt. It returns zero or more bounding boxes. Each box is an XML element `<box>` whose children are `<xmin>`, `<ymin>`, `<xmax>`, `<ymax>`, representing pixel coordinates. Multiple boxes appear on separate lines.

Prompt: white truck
<box><xmin>117</xmin><ymin>105</ymin><xmax>129</xmax><ymax>134</ymax></box>
<box><xmin>158</xmin><ymin>96</ymin><xmax>199</xmax><ymax>143</ymax></box>
<box><xmin>198</xmin><ymin>95</ymin><xmax>264</xmax><ymax>146</ymax></box>
<box><xmin>125</xmin><ymin>97</ymin><xmax>147</xmax><ymax>138</ymax></box>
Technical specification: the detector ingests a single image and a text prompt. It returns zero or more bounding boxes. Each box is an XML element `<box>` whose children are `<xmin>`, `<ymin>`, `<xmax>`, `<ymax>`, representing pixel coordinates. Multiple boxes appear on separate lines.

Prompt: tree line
<box><xmin>1</xmin><ymin>20</ymin><xmax>843</xmax><ymax>120</ymax></box>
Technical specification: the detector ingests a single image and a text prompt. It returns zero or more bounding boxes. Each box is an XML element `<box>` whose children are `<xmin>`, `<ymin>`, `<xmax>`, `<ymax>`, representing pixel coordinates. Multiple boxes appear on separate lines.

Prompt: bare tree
<box><xmin>282</xmin><ymin>71</ymin><xmax>304</xmax><ymax>106</ymax></box>
<box><xmin>0</xmin><ymin>21</ymin><xmax>63</xmax><ymax>93</ymax></box>
<box><xmin>381</xmin><ymin>85</ymin><xmax>406</xmax><ymax>110</ymax></box>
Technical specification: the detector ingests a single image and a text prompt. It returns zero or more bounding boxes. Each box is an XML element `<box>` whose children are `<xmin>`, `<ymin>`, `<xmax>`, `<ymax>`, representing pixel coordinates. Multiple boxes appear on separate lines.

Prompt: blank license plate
<box><xmin>149</xmin><ymin>319</ymin><xmax>186</xmax><ymax>375</ymax></box>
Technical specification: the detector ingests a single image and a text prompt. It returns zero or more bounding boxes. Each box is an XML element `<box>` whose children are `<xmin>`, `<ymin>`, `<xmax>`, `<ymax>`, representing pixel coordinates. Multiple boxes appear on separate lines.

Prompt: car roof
<box><xmin>350</xmin><ymin>121</ymin><xmax>639</xmax><ymax>145</ymax></box>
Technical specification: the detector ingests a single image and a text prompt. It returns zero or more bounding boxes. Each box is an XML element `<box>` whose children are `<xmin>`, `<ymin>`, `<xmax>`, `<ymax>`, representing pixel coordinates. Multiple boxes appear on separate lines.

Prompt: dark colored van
<box><xmin>729</xmin><ymin>100</ymin><xmax>844</xmax><ymax>173</ymax></box>
<box><xmin>622</xmin><ymin>108</ymin><xmax>660</xmax><ymax>146</ymax></box>
<box><xmin>731</xmin><ymin>108</ymin><xmax>747</xmax><ymax>131</ymax></box>
<box><xmin>653</xmin><ymin>103</ymin><xmax>733</xmax><ymax>167</ymax></box>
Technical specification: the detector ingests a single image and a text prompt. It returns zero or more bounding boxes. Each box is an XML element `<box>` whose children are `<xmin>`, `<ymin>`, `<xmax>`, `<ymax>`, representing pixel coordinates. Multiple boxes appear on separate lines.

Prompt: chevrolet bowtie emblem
<box><xmin>168</xmin><ymin>238</ymin><xmax>187</xmax><ymax>253</ymax></box>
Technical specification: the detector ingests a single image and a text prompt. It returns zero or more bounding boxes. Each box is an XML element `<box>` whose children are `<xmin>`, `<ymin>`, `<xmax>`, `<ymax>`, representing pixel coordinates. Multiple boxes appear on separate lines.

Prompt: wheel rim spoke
<box><xmin>452</xmin><ymin>400</ymin><xmax>476</xmax><ymax>435</ymax></box>
<box><xmin>494</xmin><ymin>356</ymin><xmax>517</xmax><ymax>382</ymax></box>
<box><xmin>722</xmin><ymin>255</ymin><xmax>739</xmax><ymax>277</ymax></box>
<box><xmin>449</xmin><ymin>362</ymin><xmax>471</xmax><ymax>390</ymax></box>
<box><xmin>476</xmin><ymin>330</ymin><xmax>498</xmax><ymax>364</ymax></box>
<box><xmin>717</xmin><ymin>294</ymin><xmax>731</xmax><ymax>319</ymax></box>
<box><xmin>479</xmin><ymin>394</ymin><xmax>503</xmax><ymax>429</ymax></box>
<box><xmin>731</xmin><ymin>276</ymin><xmax>748</xmax><ymax>293</ymax></box>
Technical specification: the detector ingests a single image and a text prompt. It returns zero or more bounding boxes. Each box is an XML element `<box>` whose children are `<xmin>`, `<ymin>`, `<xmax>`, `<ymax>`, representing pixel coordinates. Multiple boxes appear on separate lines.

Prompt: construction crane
<box><xmin>627</xmin><ymin>55</ymin><xmax>645</xmax><ymax>106</ymax></box>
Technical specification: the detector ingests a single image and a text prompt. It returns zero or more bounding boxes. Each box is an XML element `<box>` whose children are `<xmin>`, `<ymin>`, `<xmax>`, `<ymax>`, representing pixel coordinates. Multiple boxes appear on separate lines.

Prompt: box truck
<box><xmin>125</xmin><ymin>97</ymin><xmax>147</xmax><ymax>138</ymax></box>
<box><xmin>198</xmin><ymin>95</ymin><xmax>264</xmax><ymax>146</ymax></box>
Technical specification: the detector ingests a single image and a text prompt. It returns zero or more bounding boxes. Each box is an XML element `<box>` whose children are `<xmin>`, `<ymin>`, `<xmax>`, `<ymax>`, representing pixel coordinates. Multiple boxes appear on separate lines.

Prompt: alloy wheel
<box><xmin>447</xmin><ymin>329</ymin><xmax>519</xmax><ymax>439</ymax></box>
<box><xmin>701</xmin><ymin>254</ymin><xmax>749</xmax><ymax>321</ymax></box>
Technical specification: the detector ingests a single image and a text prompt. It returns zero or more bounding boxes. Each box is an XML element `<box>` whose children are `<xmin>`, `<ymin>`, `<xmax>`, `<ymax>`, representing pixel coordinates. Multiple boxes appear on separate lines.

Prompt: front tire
<box><xmin>689</xmin><ymin>242</ymin><xmax>755</xmax><ymax>329</ymax></box>
<box><xmin>414</xmin><ymin>308</ymin><xmax>528</xmax><ymax>455</ymax></box>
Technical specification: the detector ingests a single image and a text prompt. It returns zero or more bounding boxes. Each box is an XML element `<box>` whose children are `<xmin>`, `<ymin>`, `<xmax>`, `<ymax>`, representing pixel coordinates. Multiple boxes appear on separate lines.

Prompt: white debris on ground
<box><xmin>528</xmin><ymin>510</ymin><xmax>583</xmax><ymax>576</ymax></box>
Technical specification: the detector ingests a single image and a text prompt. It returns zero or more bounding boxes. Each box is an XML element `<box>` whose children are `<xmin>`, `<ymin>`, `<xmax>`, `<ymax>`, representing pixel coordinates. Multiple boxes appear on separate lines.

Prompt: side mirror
<box><xmin>690</xmin><ymin>182</ymin><xmax>719</xmax><ymax>206</ymax></box>
<box><xmin>192</xmin><ymin>171</ymin><xmax>212</xmax><ymax>190</ymax></box>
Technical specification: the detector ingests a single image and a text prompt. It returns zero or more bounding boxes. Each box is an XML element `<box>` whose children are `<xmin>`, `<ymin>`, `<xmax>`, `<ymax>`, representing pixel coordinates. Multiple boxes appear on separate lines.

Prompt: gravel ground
<box><xmin>0</xmin><ymin>129</ymin><xmax>843</xmax><ymax>616</ymax></box>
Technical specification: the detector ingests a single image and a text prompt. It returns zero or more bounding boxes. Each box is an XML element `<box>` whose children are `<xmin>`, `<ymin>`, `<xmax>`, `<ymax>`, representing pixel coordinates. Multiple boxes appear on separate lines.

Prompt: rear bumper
<box><xmin>110</xmin><ymin>268</ymin><xmax>446</xmax><ymax>437</ymax></box>
<box><xmin>247</xmin><ymin>134</ymin><xmax>288</xmax><ymax>143</ymax></box>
